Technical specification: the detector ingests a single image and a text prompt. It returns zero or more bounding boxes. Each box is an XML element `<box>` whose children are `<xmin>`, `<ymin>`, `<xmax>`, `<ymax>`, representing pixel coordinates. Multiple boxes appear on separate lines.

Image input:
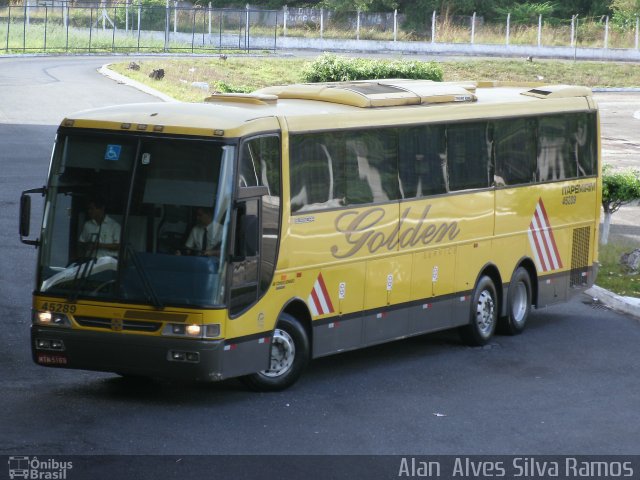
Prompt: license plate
<box><xmin>36</xmin><ymin>352</ymin><xmax>68</xmax><ymax>366</ymax></box>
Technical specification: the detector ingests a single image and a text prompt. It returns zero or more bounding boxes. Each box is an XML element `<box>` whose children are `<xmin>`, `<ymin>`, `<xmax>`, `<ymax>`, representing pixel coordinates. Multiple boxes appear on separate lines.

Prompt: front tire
<box><xmin>499</xmin><ymin>267</ymin><xmax>532</xmax><ymax>335</ymax></box>
<box><xmin>242</xmin><ymin>313</ymin><xmax>310</xmax><ymax>392</ymax></box>
<box><xmin>459</xmin><ymin>275</ymin><xmax>498</xmax><ymax>346</ymax></box>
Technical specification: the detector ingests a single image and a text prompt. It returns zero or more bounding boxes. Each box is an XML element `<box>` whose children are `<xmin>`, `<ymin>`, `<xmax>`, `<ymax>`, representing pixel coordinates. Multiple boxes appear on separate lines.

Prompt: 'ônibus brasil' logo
<box><xmin>8</xmin><ymin>456</ymin><xmax>73</xmax><ymax>479</ymax></box>
<box><xmin>330</xmin><ymin>205</ymin><xmax>460</xmax><ymax>259</ymax></box>
<box><xmin>528</xmin><ymin>198</ymin><xmax>563</xmax><ymax>272</ymax></box>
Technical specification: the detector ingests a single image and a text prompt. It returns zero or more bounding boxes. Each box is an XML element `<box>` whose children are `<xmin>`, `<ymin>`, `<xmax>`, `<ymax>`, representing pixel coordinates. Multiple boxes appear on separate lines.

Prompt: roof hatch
<box><xmin>254</xmin><ymin>80</ymin><xmax>477</xmax><ymax>107</ymax></box>
<box><xmin>204</xmin><ymin>93</ymin><xmax>278</xmax><ymax>105</ymax></box>
<box><xmin>521</xmin><ymin>85</ymin><xmax>592</xmax><ymax>99</ymax></box>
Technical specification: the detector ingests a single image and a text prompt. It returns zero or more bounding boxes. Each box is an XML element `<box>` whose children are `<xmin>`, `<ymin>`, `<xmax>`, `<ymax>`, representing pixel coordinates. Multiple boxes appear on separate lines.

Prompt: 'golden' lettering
<box><xmin>330</xmin><ymin>205</ymin><xmax>460</xmax><ymax>258</ymax></box>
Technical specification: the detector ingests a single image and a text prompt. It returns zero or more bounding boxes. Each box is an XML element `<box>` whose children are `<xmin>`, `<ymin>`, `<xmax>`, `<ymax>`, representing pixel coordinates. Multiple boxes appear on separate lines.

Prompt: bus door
<box><xmin>224</xmin><ymin>136</ymin><xmax>282</xmax><ymax>378</ymax></box>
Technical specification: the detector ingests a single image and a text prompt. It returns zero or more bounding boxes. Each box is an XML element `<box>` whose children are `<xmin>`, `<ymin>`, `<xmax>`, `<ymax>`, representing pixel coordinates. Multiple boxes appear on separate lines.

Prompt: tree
<box><xmin>601</xmin><ymin>165</ymin><xmax>640</xmax><ymax>244</ymax></box>
<box><xmin>611</xmin><ymin>0</ymin><xmax>640</xmax><ymax>28</ymax></box>
<box><xmin>318</xmin><ymin>0</ymin><xmax>399</xmax><ymax>12</ymax></box>
<box><xmin>493</xmin><ymin>2</ymin><xmax>556</xmax><ymax>24</ymax></box>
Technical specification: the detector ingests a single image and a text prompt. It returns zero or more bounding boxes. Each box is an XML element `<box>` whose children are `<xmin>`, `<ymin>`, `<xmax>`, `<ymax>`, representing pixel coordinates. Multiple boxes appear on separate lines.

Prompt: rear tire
<box><xmin>459</xmin><ymin>275</ymin><xmax>498</xmax><ymax>346</ymax></box>
<box><xmin>242</xmin><ymin>313</ymin><xmax>309</xmax><ymax>392</ymax></box>
<box><xmin>499</xmin><ymin>267</ymin><xmax>532</xmax><ymax>335</ymax></box>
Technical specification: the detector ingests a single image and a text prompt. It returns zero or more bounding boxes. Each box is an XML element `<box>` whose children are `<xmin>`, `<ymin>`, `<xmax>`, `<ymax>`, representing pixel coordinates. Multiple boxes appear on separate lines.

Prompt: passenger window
<box><xmin>398</xmin><ymin>125</ymin><xmax>447</xmax><ymax>197</ymax></box>
<box><xmin>290</xmin><ymin>129</ymin><xmax>399</xmax><ymax>213</ymax></box>
<box><xmin>238</xmin><ymin>136</ymin><xmax>281</xmax><ymax>196</ymax></box>
<box><xmin>538</xmin><ymin>115</ymin><xmax>574</xmax><ymax>181</ymax></box>
<box><xmin>446</xmin><ymin>122</ymin><xmax>491</xmax><ymax>191</ymax></box>
<box><xmin>494</xmin><ymin>118</ymin><xmax>537</xmax><ymax>186</ymax></box>
<box><xmin>344</xmin><ymin>130</ymin><xmax>399</xmax><ymax>206</ymax></box>
<box><xmin>290</xmin><ymin>133</ymin><xmax>345</xmax><ymax>212</ymax></box>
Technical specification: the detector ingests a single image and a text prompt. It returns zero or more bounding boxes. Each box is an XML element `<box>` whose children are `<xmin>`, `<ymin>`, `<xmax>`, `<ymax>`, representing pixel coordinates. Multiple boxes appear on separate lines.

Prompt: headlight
<box><xmin>162</xmin><ymin>323</ymin><xmax>221</xmax><ymax>339</ymax></box>
<box><xmin>33</xmin><ymin>310</ymin><xmax>72</xmax><ymax>328</ymax></box>
<box><xmin>186</xmin><ymin>324</ymin><xmax>201</xmax><ymax>336</ymax></box>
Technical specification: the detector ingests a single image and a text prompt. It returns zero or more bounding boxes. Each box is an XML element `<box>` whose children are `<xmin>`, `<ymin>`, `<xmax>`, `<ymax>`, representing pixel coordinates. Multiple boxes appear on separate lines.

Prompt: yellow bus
<box><xmin>20</xmin><ymin>79</ymin><xmax>601</xmax><ymax>390</ymax></box>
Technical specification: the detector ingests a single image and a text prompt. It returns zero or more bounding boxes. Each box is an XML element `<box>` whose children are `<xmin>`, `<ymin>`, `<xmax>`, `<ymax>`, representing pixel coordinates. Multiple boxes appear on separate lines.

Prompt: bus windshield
<box><xmin>37</xmin><ymin>132</ymin><xmax>235</xmax><ymax>308</ymax></box>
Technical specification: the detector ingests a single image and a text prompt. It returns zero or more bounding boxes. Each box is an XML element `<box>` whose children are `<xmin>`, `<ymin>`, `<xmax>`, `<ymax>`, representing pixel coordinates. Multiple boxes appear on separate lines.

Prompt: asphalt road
<box><xmin>1</xmin><ymin>56</ymin><xmax>639</xmax><ymax>461</ymax></box>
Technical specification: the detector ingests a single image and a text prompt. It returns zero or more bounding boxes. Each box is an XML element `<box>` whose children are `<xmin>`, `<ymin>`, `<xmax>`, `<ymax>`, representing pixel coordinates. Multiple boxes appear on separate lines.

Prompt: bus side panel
<box><xmin>285</xmin><ymin>206</ymin><xmax>398</xmax><ymax>267</ymax></box>
<box><xmin>407</xmin><ymin>297</ymin><xmax>462</xmax><ymax>335</ymax></box>
<box><xmin>408</xmin><ymin>247</ymin><xmax>456</xmax><ymax>333</ymax></box>
<box><xmin>450</xmin><ymin>192</ymin><xmax>495</xmax><ymax>293</ymax></box>
<box><xmin>407</xmin><ymin>231</ymin><xmax>458</xmax><ymax>300</ymax></box>
<box><xmin>363</xmin><ymin>254</ymin><xmax>412</xmax><ymax>345</ymax></box>
<box><xmin>494</xmin><ymin>188</ymin><xmax>531</xmax><ymax>266</ymax></box>
<box><xmin>495</xmin><ymin>178</ymin><xmax>598</xmax><ymax>308</ymax></box>
<box><xmin>312</xmin><ymin>263</ymin><xmax>365</xmax><ymax>358</ymax></box>
<box><xmin>537</xmin><ymin>274</ymin><xmax>565</xmax><ymax>308</ymax></box>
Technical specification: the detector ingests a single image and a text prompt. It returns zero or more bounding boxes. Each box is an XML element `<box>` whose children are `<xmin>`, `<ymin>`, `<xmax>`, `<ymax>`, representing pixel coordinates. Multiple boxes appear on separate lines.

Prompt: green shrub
<box><xmin>300</xmin><ymin>53</ymin><xmax>443</xmax><ymax>83</ymax></box>
<box><xmin>214</xmin><ymin>81</ymin><xmax>252</xmax><ymax>93</ymax></box>
<box><xmin>110</xmin><ymin>0</ymin><xmax>168</xmax><ymax>32</ymax></box>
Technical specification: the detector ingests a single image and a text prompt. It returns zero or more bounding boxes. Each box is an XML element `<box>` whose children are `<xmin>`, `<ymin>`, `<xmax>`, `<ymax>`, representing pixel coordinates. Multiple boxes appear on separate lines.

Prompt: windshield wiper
<box><xmin>67</xmin><ymin>230</ymin><xmax>102</xmax><ymax>302</ymax></box>
<box><xmin>125</xmin><ymin>243</ymin><xmax>164</xmax><ymax>310</ymax></box>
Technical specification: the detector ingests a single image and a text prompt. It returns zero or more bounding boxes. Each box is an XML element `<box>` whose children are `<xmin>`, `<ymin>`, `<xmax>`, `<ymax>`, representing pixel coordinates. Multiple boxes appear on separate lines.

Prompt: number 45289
<box><xmin>40</xmin><ymin>302</ymin><xmax>77</xmax><ymax>314</ymax></box>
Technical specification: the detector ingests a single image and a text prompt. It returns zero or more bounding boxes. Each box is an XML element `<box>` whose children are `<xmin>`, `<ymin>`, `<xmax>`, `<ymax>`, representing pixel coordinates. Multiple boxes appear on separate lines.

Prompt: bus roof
<box><xmin>61</xmin><ymin>80</ymin><xmax>594</xmax><ymax>138</ymax></box>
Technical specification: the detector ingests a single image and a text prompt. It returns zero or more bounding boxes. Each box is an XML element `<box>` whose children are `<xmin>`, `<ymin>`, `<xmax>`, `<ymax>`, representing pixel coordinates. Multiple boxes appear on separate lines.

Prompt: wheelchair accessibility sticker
<box><xmin>105</xmin><ymin>144</ymin><xmax>122</xmax><ymax>161</ymax></box>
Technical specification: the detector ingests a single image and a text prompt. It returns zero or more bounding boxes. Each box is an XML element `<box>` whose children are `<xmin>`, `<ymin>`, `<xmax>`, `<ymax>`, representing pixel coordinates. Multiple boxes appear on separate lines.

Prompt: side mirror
<box><xmin>19</xmin><ymin>187</ymin><xmax>45</xmax><ymax>247</ymax></box>
<box><xmin>19</xmin><ymin>194</ymin><xmax>31</xmax><ymax>238</ymax></box>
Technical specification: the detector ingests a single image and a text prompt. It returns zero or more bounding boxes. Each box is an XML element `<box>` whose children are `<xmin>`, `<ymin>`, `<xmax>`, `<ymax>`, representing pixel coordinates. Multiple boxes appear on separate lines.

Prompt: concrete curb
<box><xmin>586</xmin><ymin>285</ymin><xmax>640</xmax><ymax>320</ymax></box>
<box><xmin>98</xmin><ymin>64</ymin><xmax>177</xmax><ymax>103</ymax></box>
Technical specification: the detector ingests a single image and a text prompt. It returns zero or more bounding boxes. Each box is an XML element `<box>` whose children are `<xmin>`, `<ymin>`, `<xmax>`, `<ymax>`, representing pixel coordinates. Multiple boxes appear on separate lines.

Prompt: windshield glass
<box><xmin>38</xmin><ymin>132</ymin><xmax>234</xmax><ymax>308</ymax></box>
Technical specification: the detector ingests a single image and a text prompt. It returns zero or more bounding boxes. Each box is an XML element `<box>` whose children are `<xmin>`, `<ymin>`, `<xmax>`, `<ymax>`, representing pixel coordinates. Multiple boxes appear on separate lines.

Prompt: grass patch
<box><xmin>441</xmin><ymin>58</ymin><xmax>640</xmax><ymax>87</ymax></box>
<box><xmin>110</xmin><ymin>56</ymin><xmax>305</xmax><ymax>102</ymax></box>
<box><xmin>109</xmin><ymin>56</ymin><xmax>640</xmax><ymax>103</ymax></box>
<box><xmin>596</xmin><ymin>236</ymin><xmax>640</xmax><ymax>297</ymax></box>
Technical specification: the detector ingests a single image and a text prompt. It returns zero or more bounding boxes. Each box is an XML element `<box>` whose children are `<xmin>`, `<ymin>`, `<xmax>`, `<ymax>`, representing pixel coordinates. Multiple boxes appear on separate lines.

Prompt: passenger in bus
<box><xmin>574</xmin><ymin>116</ymin><xmax>589</xmax><ymax>177</ymax></box>
<box><xmin>78</xmin><ymin>198</ymin><xmax>121</xmax><ymax>258</ymax></box>
<box><xmin>538</xmin><ymin>120</ymin><xmax>567</xmax><ymax>182</ymax></box>
<box><xmin>177</xmin><ymin>207</ymin><xmax>221</xmax><ymax>256</ymax></box>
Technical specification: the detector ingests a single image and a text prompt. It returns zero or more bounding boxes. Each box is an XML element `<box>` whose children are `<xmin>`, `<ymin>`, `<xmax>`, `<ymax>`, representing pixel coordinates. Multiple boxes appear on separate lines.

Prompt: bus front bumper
<box><xmin>31</xmin><ymin>326</ymin><xmax>226</xmax><ymax>382</ymax></box>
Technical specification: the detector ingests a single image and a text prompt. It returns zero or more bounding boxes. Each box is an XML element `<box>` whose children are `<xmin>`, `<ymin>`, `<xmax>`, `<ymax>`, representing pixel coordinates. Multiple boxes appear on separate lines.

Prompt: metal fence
<box><xmin>2</xmin><ymin>2</ymin><xmax>640</xmax><ymax>56</ymax></box>
<box><xmin>0</xmin><ymin>2</ymin><xmax>278</xmax><ymax>53</ymax></box>
<box><xmin>280</xmin><ymin>7</ymin><xmax>640</xmax><ymax>50</ymax></box>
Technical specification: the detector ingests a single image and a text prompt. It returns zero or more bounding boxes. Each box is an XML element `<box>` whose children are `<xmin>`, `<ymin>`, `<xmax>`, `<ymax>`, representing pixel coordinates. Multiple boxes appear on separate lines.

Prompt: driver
<box><xmin>78</xmin><ymin>198</ymin><xmax>121</xmax><ymax>258</ymax></box>
<box><xmin>178</xmin><ymin>207</ymin><xmax>221</xmax><ymax>256</ymax></box>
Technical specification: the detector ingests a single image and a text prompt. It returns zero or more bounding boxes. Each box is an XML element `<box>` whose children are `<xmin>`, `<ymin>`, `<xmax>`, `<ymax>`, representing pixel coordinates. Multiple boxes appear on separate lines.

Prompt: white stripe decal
<box><xmin>307</xmin><ymin>273</ymin><xmax>335</xmax><ymax>317</ymax></box>
<box><xmin>314</xmin><ymin>282</ymin><xmax>330</xmax><ymax>314</ymax></box>
<box><xmin>528</xmin><ymin>198</ymin><xmax>563</xmax><ymax>272</ymax></box>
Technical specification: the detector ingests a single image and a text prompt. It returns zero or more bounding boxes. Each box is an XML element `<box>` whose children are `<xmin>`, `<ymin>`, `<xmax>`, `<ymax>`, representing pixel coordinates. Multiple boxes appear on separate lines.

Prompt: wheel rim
<box><xmin>475</xmin><ymin>290</ymin><xmax>495</xmax><ymax>338</ymax></box>
<box><xmin>511</xmin><ymin>281</ymin><xmax>528</xmax><ymax>325</ymax></box>
<box><xmin>261</xmin><ymin>328</ymin><xmax>296</xmax><ymax>378</ymax></box>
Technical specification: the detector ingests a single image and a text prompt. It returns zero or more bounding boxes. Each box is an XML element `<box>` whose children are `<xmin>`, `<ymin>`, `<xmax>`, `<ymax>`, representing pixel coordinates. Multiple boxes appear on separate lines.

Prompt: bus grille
<box><xmin>75</xmin><ymin>316</ymin><xmax>162</xmax><ymax>333</ymax></box>
<box><xmin>570</xmin><ymin>226</ymin><xmax>591</xmax><ymax>287</ymax></box>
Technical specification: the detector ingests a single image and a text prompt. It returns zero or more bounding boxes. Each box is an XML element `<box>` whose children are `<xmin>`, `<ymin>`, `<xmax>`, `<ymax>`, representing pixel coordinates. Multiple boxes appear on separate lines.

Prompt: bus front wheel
<box><xmin>459</xmin><ymin>275</ymin><xmax>498</xmax><ymax>346</ymax></box>
<box><xmin>242</xmin><ymin>313</ymin><xmax>310</xmax><ymax>392</ymax></box>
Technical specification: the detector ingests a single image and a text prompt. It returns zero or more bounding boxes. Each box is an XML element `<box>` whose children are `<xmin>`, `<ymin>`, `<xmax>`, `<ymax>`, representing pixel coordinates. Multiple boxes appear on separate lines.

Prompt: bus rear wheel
<box><xmin>459</xmin><ymin>275</ymin><xmax>498</xmax><ymax>346</ymax></box>
<box><xmin>499</xmin><ymin>267</ymin><xmax>532</xmax><ymax>335</ymax></box>
<box><xmin>241</xmin><ymin>313</ymin><xmax>310</xmax><ymax>392</ymax></box>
